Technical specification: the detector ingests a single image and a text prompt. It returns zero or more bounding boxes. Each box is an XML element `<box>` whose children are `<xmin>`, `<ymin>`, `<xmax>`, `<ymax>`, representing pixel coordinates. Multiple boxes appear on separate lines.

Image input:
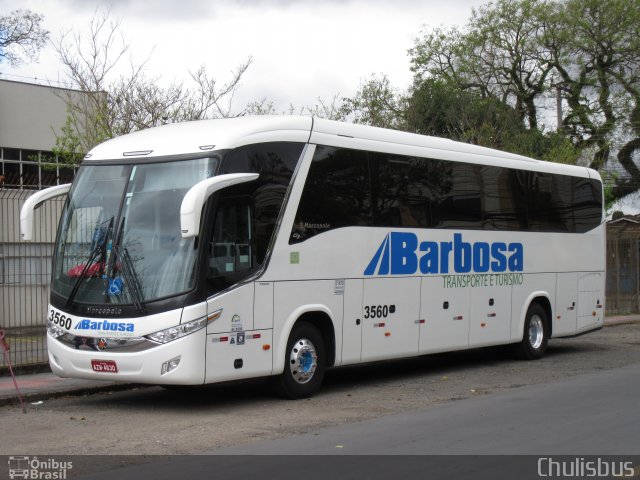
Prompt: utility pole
<box><xmin>552</xmin><ymin>74</ymin><xmax>563</xmax><ymax>131</ymax></box>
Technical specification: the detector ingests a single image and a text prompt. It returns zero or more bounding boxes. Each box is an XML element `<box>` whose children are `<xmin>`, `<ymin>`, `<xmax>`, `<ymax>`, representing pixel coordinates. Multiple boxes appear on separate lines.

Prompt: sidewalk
<box><xmin>1</xmin><ymin>314</ymin><xmax>639</xmax><ymax>407</ymax></box>
<box><xmin>0</xmin><ymin>372</ymin><xmax>136</xmax><ymax>407</ymax></box>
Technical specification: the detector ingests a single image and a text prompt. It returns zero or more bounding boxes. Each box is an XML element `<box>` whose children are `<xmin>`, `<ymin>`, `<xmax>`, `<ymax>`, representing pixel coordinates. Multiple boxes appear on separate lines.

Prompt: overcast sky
<box><xmin>1</xmin><ymin>0</ymin><xmax>483</xmax><ymax>112</ymax></box>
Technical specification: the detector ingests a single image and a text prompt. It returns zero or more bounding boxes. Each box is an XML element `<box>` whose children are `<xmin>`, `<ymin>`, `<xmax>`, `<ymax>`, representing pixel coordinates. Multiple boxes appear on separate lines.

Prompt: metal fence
<box><xmin>606</xmin><ymin>224</ymin><xmax>640</xmax><ymax>314</ymax></box>
<box><xmin>0</xmin><ymin>188</ymin><xmax>64</xmax><ymax>371</ymax></box>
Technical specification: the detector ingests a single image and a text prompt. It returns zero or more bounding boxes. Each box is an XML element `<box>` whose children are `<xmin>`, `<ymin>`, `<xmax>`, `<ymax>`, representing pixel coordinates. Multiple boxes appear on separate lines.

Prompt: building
<box><xmin>0</xmin><ymin>78</ymin><xmax>80</xmax><ymax>189</ymax></box>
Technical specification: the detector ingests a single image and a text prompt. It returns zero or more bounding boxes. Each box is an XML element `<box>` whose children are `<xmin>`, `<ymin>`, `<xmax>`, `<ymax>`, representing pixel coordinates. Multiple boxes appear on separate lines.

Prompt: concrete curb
<box><xmin>603</xmin><ymin>315</ymin><xmax>640</xmax><ymax>326</ymax></box>
<box><xmin>0</xmin><ymin>375</ymin><xmax>142</xmax><ymax>407</ymax></box>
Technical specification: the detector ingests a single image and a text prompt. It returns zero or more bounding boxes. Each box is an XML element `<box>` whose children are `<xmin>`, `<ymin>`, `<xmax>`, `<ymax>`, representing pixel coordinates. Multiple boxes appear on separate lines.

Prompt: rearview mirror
<box><xmin>180</xmin><ymin>173</ymin><xmax>259</xmax><ymax>238</ymax></box>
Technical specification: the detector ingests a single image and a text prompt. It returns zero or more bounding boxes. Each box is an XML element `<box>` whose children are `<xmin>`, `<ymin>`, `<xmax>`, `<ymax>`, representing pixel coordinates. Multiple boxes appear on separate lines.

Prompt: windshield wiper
<box><xmin>111</xmin><ymin>245</ymin><xmax>145</xmax><ymax>314</ymax></box>
<box><xmin>105</xmin><ymin>217</ymin><xmax>145</xmax><ymax>314</ymax></box>
<box><xmin>65</xmin><ymin>217</ymin><xmax>114</xmax><ymax>308</ymax></box>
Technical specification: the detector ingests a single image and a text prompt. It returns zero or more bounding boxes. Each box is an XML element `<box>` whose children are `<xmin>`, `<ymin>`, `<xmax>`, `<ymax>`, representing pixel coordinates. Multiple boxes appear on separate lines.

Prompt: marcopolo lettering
<box><xmin>74</xmin><ymin>319</ymin><xmax>135</xmax><ymax>332</ymax></box>
<box><xmin>364</xmin><ymin>232</ymin><xmax>523</xmax><ymax>276</ymax></box>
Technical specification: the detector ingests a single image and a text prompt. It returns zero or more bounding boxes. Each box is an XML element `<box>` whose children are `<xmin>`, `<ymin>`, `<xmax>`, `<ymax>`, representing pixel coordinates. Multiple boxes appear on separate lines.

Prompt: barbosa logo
<box><xmin>364</xmin><ymin>232</ymin><xmax>524</xmax><ymax>276</ymax></box>
<box><xmin>74</xmin><ymin>319</ymin><xmax>135</xmax><ymax>332</ymax></box>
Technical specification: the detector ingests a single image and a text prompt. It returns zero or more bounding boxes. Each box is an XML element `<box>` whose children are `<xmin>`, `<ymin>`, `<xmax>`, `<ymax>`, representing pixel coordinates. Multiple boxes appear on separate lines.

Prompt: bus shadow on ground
<box><xmin>74</xmin><ymin>339</ymin><xmax>600</xmax><ymax>411</ymax></box>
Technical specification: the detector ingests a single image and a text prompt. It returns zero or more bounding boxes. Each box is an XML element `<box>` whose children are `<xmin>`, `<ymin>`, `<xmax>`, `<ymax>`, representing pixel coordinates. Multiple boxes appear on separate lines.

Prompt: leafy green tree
<box><xmin>545</xmin><ymin>0</ymin><xmax>640</xmax><ymax>172</ymax></box>
<box><xmin>51</xmin><ymin>108</ymin><xmax>86</xmax><ymax>166</ymax></box>
<box><xmin>410</xmin><ymin>0</ymin><xmax>553</xmax><ymax>130</ymax></box>
<box><xmin>410</xmin><ymin>0</ymin><xmax>640</xmax><ymax>200</ymax></box>
<box><xmin>554</xmin><ymin>0</ymin><xmax>640</xmax><ymax>195</ymax></box>
<box><xmin>340</xmin><ymin>74</ymin><xmax>405</xmax><ymax>129</ymax></box>
<box><xmin>406</xmin><ymin>78</ymin><xmax>579</xmax><ymax>163</ymax></box>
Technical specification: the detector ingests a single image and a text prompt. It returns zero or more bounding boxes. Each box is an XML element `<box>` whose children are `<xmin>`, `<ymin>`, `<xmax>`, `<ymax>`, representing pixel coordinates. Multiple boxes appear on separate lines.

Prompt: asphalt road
<box><xmin>2</xmin><ymin>323</ymin><xmax>640</xmax><ymax>479</ymax></box>
<box><xmin>73</xmin><ymin>362</ymin><xmax>640</xmax><ymax>480</ymax></box>
<box><xmin>213</xmin><ymin>362</ymin><xmax>640</xmax><ymax>455</ymax></box>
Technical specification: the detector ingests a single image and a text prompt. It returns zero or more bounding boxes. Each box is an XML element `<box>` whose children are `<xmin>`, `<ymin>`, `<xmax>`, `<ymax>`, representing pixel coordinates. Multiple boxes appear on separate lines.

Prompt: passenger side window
<box><xmin>290</xmin><ymin>145</ymin><xmax>603</xmax><ymax>242</ymax></box>
<box><xmin>208</xmin><ymin>198</ymin><xmax>253</xmax><ymax>279</ymax></box>
<box><xmin>291</xmin><ymin>147</ymin><xmax>371</xmax><ymax>243</ymax></box>
<box><xmin>572</xmin><ymin>178</ymin><xmax>603</xmax><ymax>233</ymax></box>
<box><xmin>528</xmin><ymin>172</ymin><xmax>567</xmax><ymax>232</ymax></box>
<box><xmin>372</xmin><ymin>154</ymin><xmax>437</xmax><ymax>228</ymax></box>
<box><xmin>220</xmin><ymin>142</ymin><xmax>304</xmax><ymax>263</ymax></box>
<box><xmin>433</xmin><ymin>162</ymin><xmax>482</xmax><ymax>229</ymax></box>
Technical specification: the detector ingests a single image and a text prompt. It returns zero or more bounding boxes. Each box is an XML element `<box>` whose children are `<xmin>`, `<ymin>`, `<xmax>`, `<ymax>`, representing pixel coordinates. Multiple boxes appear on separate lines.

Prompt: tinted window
<box><xmin>481</xmin><ymin>166</ymin><xmax>527</xmax><ymax>230</ymax></box>
<box><xmin>291</xmin><ymin>147</ymin><xmax>371</xmax><ymax>243</ymax></box>
<box><xmin>573</xmin><ymin>178</ymin><xmax>603</xmax><ymax>233</ymax></box>
<box><xmin>220</xmin><ymin>142</ymin><xmax>304</xmax><ymax>262</ymax></box>
<box><xmin>372</xmin><ymin>154</ymin><xmax>451</xmax><ymax>229</ymax></box>
<box><xmin>528</xmin><ymin>172</ymin><xmax>569</xmax><ymax>232</ymax></box>
<box><xmin>290</xmin><ymin>146</ymin><xmax>602</xmax><ymax>242</ymax></box>
<box><xmin>209</xmin><ymin>200</ymin><xmax>253</xmax><ymax>277</ymax></box>
<box><xmin>433</xmin><ymin>162</ymin><xmax>483</xmax><ymax>229</ymax></box>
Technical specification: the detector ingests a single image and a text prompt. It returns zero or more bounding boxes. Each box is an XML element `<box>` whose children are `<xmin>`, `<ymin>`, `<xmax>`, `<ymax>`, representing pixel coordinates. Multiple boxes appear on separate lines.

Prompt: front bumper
<box><xmin>47</xmin><ymin>328</ymin><xmax>207</xmax><ymax>385</ymax></box>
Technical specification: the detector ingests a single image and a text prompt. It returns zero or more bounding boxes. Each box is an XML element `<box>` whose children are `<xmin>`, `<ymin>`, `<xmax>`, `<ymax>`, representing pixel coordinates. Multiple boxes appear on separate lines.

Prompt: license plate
<box><xmin>91</xmin><ymin>359</ymin><xmax>118</xmax><ymax>373</ymax></box>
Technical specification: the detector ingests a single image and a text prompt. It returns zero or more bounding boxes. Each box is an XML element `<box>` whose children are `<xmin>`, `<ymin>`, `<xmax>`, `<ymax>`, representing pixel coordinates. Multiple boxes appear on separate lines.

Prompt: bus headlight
<box><xmin>47</xmin><ymin>320</ymin><xmax>66</xmax><ymax>339</ymax></box>
<box><xmin>145</xmin><ymin>309</ymin><xmax>222</xmax><ymax>344</ymax></box>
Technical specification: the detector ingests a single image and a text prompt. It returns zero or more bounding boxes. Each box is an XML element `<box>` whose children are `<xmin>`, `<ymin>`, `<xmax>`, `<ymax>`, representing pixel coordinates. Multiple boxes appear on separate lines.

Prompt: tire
<box><xmin>273</xmin><ymin>322</ymin><xmax>326</xmax><ymax>399</ymax></box>
<box><xmin>513</xmin><ymin>303</ymin><xmax>549</xmax><ymax>360</ymax></box>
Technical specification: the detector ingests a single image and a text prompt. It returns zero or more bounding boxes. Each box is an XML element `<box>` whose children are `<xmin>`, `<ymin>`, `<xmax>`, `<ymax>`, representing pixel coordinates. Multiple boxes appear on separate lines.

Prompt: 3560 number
<box><xmin>364</xmin><ymin>304</ymin><xmax>395</xmax><ymax>319</ymax></box>
<box><xmin>49</xmin><ymin>309</ymin><xmax>72</xmax><ymax>330</ymax></box>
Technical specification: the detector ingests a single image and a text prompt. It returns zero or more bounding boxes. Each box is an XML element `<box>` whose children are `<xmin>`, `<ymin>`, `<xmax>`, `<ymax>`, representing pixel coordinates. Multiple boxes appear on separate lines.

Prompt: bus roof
<box><xmin>85</xmin><ymin>116</ymin><xmax>313</xmax><ymax>161</ymax></box>
<box><xmin>84</xmin><ymin>115</ymin><xmax>600</xmax><ymax>181</ymax></box>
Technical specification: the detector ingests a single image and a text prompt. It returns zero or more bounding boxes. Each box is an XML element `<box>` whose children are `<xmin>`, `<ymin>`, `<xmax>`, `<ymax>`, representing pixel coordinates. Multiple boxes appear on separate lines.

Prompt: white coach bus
<box><xmin>21</xmin><ymin>116</ymin><xmax>605</xmax><ymax>398</ymax></box>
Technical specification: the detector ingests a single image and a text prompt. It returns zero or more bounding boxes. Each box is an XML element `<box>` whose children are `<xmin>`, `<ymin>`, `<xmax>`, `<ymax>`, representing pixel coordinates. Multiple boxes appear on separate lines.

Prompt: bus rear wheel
<box><xmin>274</xmin><ymin>322</ymin><xmax>326</xmax><ymax>399</ymax></box>
<box><xmin>513</xmin><ymin>303</ymin><xmax>549</xmax><ymax>360</ymax></box>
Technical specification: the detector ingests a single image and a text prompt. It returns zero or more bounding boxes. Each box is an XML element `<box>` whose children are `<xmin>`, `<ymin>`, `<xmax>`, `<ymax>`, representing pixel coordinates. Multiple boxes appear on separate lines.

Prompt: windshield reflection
<box><xmin>52</xmin><ymin>156</ymin><xmax>219</xmax><ymax>306</ymax></box>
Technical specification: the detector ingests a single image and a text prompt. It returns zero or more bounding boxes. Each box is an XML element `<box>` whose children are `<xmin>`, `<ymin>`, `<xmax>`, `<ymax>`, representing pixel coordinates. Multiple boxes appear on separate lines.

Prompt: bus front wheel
<box><xmin>513</xmin><ymin>303</ymin><xmax>549</xmax><ymax>360</ymax></box>
<box><xmin>274</xmin><ymin>322</ymin><xmax>326</xmax><ymax>399</ymax></box>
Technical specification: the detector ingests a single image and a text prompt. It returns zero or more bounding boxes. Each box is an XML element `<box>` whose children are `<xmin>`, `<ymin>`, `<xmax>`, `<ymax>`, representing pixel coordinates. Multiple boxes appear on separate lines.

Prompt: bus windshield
<box><xmin>52</xmin><ymin>156</ymin><xmax>219</xmax><ymax>306</ymax></box>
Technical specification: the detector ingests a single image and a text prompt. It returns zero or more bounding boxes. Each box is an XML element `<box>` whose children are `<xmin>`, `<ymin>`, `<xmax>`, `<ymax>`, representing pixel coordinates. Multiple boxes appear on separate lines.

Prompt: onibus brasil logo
<box><xmin>364</xmin><ymin>232</ymin><xmax>523</xmax><ymax>276</ymax></box>
<box><xmin>8</xmin><ymin>456</ymin><xmax>72</xmax><ymax>479</ymax></box>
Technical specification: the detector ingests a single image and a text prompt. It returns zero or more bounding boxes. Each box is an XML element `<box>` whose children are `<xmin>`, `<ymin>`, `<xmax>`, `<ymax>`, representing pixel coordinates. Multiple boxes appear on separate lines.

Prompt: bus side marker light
<box><xmin>480</xmin><ymin>323</ymin><xmax>486</xmax><ymax>328</ymax></box>
<box><xmin>263</xmin><ymin>344</ymin><xmax>271</xmax><ymax>351</ymax></box>
<box><xmin>385</xmin><ymin>332</ymin><xmax>391</xmax><ymax>337</ymax></box>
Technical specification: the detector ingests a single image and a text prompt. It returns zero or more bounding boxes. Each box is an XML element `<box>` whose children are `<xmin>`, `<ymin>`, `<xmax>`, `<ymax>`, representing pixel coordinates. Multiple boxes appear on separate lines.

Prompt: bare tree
<box><xmin>53</xmin><ymin>8</ymin><xmax>252</xmax><ymax>162</ymax></box>
<box><xmin>243</xmin><ymin>94</ymin><xmax>345</xmax><ymax>120</ymax></box>
<box><xmin>0</xmin><ymin>9</ymin><xmax>49</xmax><ymax>66</ymax></box>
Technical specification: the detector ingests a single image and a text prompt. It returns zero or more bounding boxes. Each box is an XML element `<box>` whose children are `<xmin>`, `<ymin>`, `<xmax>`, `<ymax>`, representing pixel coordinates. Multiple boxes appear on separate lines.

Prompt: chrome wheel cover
<box><xmin>529</xmin><ymin>314</ymin><xmax>544</xmax><ymax>350</ymax></box>
<box><xmin>289</xmin><ymin>338</ymin><xmax>317</xmax><ymax>384</ymax></box>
